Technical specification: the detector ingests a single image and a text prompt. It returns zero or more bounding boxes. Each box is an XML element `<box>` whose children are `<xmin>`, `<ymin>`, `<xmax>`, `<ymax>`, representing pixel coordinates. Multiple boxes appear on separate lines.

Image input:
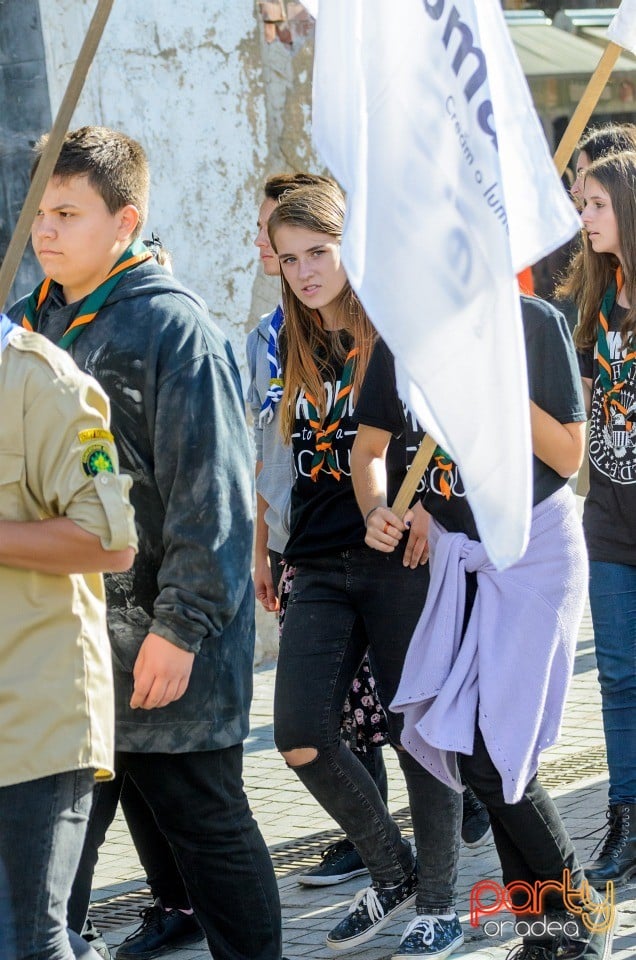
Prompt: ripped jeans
<box><xmin>273</xmin><ymin>545</ymin><xmax>460</xmax><ymax>913</ymax></box>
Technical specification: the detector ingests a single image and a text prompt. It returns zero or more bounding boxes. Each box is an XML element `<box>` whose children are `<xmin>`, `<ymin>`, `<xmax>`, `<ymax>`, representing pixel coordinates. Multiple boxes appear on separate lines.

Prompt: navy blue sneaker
<box><xmin>326</xmin><ymin>866</ymin><xmax>418</xmax><ymax>951</ymax></box>
<box><xmin>298</xmin><ymin>839</ymin><xmax>368</xmax><ymax>887</ymax></box>
<box><xmin>115</xmin><ymin>900</ymin><xmax>204</xmax><ymax>959</ymax></box>
<box><xmin>392</xmin><ymin>914</ymin><xmax>464</xmax><ymax>959</ymax></box>
<box><xmin>461</xmin><ymin>786</ymin><xmax>492</xmax><ymax>849</ymax></box>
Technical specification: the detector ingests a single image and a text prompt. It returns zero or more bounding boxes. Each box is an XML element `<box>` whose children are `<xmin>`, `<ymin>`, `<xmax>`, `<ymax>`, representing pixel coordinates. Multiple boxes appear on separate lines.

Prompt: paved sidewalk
<box><xmin>91</xmin><ymin>601</ymin><xmax>636</xmax><ymax>960</ymax></box>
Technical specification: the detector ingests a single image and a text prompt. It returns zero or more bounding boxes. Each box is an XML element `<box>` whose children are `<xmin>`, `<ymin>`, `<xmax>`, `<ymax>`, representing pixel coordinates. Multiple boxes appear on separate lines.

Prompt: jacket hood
<box><xmin>103</xmin><ymin>259</ymin><xmax>208</xmax><ymax>312</ymax></box>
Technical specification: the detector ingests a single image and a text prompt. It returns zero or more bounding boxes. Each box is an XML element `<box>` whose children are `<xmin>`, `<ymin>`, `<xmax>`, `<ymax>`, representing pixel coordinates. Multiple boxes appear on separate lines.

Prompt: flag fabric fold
<box><xmin>307</xmin><ymin>0</ymin><xmax>580</xmax><ymax>569</ymax></box>
<box><xmin>607</xmin><ymin>0</ymin><xmax>636</xmax><ymax>56</ymax></box>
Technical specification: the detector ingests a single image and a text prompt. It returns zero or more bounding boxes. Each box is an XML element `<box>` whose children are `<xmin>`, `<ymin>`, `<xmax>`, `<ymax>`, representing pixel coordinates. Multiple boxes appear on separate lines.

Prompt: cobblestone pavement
<box><xmin>91</xmin><ymin>601</ymin><xmax>636</xmax><ymax>960</ymax></box>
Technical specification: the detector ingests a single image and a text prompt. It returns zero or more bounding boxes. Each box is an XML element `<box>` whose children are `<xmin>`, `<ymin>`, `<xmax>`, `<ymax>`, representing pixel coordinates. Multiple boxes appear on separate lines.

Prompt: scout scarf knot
<box><xmin>21</xmin><ymin>239</ymin><xmax>152</xmax><ymax>349</ymax></box>
<box><xmin>598</xmin><ymin>266</ymin><xmax>636</xmax><ymax>426</ymax></box>
<box><xmin>0</xmin><ymin>314</ymin><xmax>18</xmax><ymax>355</ymax></box>
<box><xmin>305</xmin><ymin>346</ymin><xmax>358</xmax><ymax>482</ymax></box>
<box><xmin>433</xmin><ymin>447</ymin><xmax>454</xmax><ymax>500</ymax></box>
<box><xmin>258</xmin><ymin>304</ymin><xmax>285</xmax><ymax>427</ymax></box>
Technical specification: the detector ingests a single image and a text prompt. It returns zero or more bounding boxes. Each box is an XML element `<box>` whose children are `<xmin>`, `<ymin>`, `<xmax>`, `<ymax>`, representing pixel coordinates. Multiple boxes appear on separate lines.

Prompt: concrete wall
<box><xmin>37</xmin><ymin>0</ymin><xmax>270</xmax><ymax>369</ymax></box>
<box><xmin>0</xmin><ymin>0</ymin><xmax>52</xmax><ymax>305</ymax></box>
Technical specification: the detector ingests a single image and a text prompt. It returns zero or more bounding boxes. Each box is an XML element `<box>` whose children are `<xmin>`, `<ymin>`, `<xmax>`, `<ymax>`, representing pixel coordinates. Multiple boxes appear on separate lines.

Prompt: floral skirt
<box><xmin>278</xmin><ymin>563</ymin><xmax>389</xmax><ymax>754</ymax></box>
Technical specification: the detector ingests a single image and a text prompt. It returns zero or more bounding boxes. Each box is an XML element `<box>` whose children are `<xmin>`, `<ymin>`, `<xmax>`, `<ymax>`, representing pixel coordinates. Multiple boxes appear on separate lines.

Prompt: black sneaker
<box><xmin>326</xmin><ymin>865</ymin><xmax>418</xmax><ymax>951</ymax></box>
<box><xmin>298</xmin><ymin>839</ymin><xmax>369</xmax><ymax>887</ymax></box>
<box><xmin>505</xmin><ymin>945</ymin><xmax>554</xmax><ymax>960</ymax></box>
<box><xmin>461</xmin><ymin>786</ymin><xmax>492</xmax><ymax>848</ymax></box>
<box><xmin>115</xmin><ymin>899</ymin><xmax>205</xmax><ymax>959</ymax></box>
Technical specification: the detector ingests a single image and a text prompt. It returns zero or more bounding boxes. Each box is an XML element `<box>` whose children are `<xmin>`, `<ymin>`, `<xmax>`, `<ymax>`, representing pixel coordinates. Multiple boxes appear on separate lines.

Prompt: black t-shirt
<box><xmin>578</xmin><ymin>302</ymin><xmax>636</xmax><ymax>565</ymax></box>
<box><xmin>284</xmin><ymin>333</ymin><xmax>420</xmax><ymax>562</ymax></box>
<box><xmin>355</xmin><ymin>296</ymin><xmax>586</xmax><ymax>541</ymax></box>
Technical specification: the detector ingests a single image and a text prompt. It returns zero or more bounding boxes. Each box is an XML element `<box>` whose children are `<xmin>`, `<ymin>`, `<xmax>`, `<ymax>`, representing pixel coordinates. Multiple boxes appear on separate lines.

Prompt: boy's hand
<box><xmin>254</xmin><ymin>554</ymin><xmax>279</xmax><ymax>612</ymax></box>
<box><xmin>130</xmin><ymin>632</ymin><xmax>194</xmax><ymax>710</ymax></box>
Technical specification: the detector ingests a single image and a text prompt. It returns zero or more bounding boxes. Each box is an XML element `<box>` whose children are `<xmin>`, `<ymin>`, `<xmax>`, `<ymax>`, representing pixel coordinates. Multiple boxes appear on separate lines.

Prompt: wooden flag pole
<box><xmin>391</xmin><ymin>433</ymin><xmax>437</xmax><ymax>519</ymax></box>
<box><xmin>553</xmin><ymin>41</ymin><xmax>623</xmax><ymax>176</ymax></box>
<box><xmin>0</xmin><ymin>0</ymin><xmax>115</xmax><ymax>311</ymax></box>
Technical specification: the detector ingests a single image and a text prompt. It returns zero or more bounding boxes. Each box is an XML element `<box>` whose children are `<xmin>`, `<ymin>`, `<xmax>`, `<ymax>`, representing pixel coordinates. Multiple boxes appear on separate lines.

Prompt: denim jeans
<box><xmin>0</xmin><ymin>769</ymin><xmax>96</xmax><ymax>960</ymax></box>
<box><xmin>589</xmin><ymin>560</ymin><xmax>636</xmax><ymax>804</ymax></box>
<box><xmin>68</xmin><ymin>774</ymin><xmax>192</xmax><ymax>933</ymax></box>
<box><xmin>274</xmin><ymin>545</ymin><xmax>461</xmax><ymax>913</ymax></box>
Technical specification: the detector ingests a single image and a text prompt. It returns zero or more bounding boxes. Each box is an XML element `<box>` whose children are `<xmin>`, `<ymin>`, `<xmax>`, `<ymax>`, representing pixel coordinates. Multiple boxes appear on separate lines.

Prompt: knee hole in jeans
<box><xmin>280</xmin><ymin>746</ymin><xmax>319</xmax><ymax>767</ymax></box>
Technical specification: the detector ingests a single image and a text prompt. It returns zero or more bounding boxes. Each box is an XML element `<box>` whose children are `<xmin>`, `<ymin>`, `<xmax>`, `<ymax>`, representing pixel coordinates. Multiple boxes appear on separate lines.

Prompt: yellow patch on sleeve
<box><xmin>78</xmin><ymin>428</ymin><xmax>114</xmax><ymax>444</ymax></box>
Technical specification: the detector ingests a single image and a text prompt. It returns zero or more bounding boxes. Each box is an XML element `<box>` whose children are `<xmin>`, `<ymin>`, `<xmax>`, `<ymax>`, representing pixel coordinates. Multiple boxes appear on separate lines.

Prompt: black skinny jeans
<box><xmin>458</xmin><ymin>572</ymin><xmax>586</xmax><ymax>913</ymax></box>
<box><xmin>274</xmin><ymin>545</ymin><xmax>461</xmax><ymax>913</ymax></box>
<box><xmin>68</xmin><ymin>746</ymin><xmax>282</xmax><ymax>960</ymax></box>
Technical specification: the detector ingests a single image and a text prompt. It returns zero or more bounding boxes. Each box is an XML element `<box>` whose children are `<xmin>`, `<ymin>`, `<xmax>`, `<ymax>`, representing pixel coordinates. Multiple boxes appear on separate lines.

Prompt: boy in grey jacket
<box><xmin>8</xmin><ymin>126</ymin><xmax>282</xmax><ymax>960</ymax></box>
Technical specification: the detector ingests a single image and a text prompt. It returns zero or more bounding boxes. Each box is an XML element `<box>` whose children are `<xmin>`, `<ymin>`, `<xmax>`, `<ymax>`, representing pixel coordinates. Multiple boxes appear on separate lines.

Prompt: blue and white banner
<box><xmin>303</xmin><ymin>0</ymin><xmax>580</xmax><ymax>569</ymax></box>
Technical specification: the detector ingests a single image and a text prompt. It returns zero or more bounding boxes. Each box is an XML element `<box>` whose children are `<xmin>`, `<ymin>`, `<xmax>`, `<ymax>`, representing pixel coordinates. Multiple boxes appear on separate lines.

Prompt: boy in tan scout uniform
<box><xmin>0</xmin><ymin>313</ymin><xmax>137</xmax><ymax>960</ymax></box>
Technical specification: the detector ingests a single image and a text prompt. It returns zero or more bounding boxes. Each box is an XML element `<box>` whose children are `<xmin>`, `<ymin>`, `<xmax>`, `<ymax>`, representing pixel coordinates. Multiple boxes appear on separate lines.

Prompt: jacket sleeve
<box><xmin>149</xmin><ymin>348</ymin><xmax>255</xmax><ymax>653</ymax></box>
<box><xmin>245</xmin><ymin>326</ymin><xmax>264</xmax><ymax>462</ymax></box>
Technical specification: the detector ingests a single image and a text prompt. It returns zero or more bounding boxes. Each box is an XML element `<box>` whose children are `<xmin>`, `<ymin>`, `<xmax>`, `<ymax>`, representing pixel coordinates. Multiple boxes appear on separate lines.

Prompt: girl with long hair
<box><xmin>564</xmin><ymin>150</ymin><xmax>636</xmax><ymax>890</ymax></box>
<box><xmin>269</xmin><ymin>181</ymin><xmax>465</xmax><ymax>960</ymax></box>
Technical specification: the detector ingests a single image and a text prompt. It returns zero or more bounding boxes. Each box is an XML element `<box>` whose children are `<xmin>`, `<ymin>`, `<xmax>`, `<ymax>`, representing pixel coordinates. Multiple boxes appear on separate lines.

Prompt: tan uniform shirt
<box><xmin>0</xmin><ymin>329</ymin><xmax>137</xmax><ymax>787</ymax></box>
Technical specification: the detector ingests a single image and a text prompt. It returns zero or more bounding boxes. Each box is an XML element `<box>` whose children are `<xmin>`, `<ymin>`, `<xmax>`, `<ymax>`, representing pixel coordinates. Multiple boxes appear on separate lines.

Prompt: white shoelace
<box><xmin>400</xmin><ymin>915</ymin><xmax>440</xmax><ymax>945</ymax></box>
<box><xmin>348</xmin><ymin>886</ymin><xmax>385</xmax><ymax>923</ymax></box>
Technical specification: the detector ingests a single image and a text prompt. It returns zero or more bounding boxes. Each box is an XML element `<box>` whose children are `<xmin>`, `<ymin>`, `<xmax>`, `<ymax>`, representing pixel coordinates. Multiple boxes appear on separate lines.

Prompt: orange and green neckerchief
<box><xmin>597</xmin><ymin>266</ymin><xmax>636</xmax><ymax>425</ymax></box>
<box><xmin>431</xmin><ymin>446</ymin><xmax>454</xmax><ymax>500</ymax></box>
<box><xmin>305</xmin><ymin>346</ymin><xmax>358</xmax><ymax>481</ymax></box>
<box><xmin>21</xmin><ymin>239</ymin><xmax>152</xmax><ymax>350</ymax></box>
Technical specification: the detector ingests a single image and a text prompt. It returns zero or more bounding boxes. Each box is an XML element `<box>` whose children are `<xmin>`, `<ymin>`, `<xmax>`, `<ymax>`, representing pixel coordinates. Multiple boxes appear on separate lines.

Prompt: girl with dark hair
<box><xmin>570</xmin><ymin>123</ymin><xmax>636</xmax><ymax>211</ymax></box>
<box><xmin>565</xmin><ymin>150</ymin><xmax>636</xmax><ymax>890</ymax></box>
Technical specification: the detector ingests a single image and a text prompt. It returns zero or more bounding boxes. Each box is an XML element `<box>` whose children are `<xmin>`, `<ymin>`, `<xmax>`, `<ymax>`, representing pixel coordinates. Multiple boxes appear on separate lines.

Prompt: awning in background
<box><xmin>509</xmin><ymin>22</ymin><xmax>636</xmax><ymax>77</ymax></box>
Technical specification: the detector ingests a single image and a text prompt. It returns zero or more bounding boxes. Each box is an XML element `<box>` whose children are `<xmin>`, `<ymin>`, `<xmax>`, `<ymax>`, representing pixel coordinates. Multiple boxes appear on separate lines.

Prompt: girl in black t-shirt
<box><xmin>267</xmin><ymin>182</ymin><xmax>465</xmax><ymax>959</ymax></box>
<box><xmin>351</xmin><ymin>302</ymin><xmax>614</xmax><ymax>960</ymax></box>
<box><xmin>565</xmin><ymin>150</ymin><xmax>636</xmax><ymax>889</ymax></box>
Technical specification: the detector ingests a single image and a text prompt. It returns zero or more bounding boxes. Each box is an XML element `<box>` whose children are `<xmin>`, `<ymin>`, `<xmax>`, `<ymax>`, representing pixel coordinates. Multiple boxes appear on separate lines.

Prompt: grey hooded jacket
<box><xmin>9</xmin><ymin>259</ymin><xmax>255</xmax><ymax>753</ymax></box>
<box><xmin>245</xmin><ymin>308</ymin><xmax>293</xmax><ymax>554</ymax></box>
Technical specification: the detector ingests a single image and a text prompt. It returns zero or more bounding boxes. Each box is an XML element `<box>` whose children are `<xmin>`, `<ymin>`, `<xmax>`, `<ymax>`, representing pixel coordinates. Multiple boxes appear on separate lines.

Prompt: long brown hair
<box><xmin>267</xmin><ymin>182</ymin><xmax>376</xmax><ymax>443</ymax></box>
<box><xmin>560</xmin><ymin>151</ymin><xmax>636</xmax><ymax>352</ymax></box>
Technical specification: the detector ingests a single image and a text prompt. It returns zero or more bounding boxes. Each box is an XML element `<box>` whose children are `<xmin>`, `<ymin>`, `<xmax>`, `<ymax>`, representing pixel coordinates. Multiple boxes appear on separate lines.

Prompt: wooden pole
<box><xmin>390</xmin><ymin>433</ymin><xmax>437</xmax><ymax>518</ymax></box>
<box><xmin>0</xmin><ymin>0</ymin><xmax>115</xmax><ymax>311</ymax></box>
<box><xmin>553</xmin><ymin>41</ymin><xmax>623</xmax><ymax>176</ymax></box>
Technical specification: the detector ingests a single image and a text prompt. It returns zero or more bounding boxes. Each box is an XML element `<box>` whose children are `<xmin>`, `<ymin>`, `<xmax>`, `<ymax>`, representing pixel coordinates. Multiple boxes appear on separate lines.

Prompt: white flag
<box><xmin>308</xmin><ymin>0</ymin><xmax>580</xmax><ymax>569</ymax></box>
<box><xmin>607</xmin><ymin>0</ymin><xmax>636</xmax><ymax>55</ymax></box>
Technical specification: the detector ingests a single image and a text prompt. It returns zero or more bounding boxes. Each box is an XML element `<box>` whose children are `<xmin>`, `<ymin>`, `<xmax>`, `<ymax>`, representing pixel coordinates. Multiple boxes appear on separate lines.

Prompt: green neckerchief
<box><xmin>305</xmin><ymin>346</ymin><xmax>358</xmax><ymax>482</ymax></box>
<box><xmin>597</xmin><ymin>267</ymin><xmax>636</xmax><ymax>424</ymax></box>
<box><xmin>22</xmin><ymin>239</ymin><xmax>152</xmax><ymax>349</ymax></box>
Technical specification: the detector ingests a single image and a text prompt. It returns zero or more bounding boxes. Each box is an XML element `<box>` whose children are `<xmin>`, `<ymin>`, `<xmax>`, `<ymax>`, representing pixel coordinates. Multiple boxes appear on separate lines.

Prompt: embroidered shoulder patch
<box><xmin>82</xmin><ymin>443</ymin><xmax>115</xmax><ymax>476</ymax></box>
<box><xmin>78</xmin><ymin>428</ymin><xmax>114</xmax><ymax>444</ymax></box>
